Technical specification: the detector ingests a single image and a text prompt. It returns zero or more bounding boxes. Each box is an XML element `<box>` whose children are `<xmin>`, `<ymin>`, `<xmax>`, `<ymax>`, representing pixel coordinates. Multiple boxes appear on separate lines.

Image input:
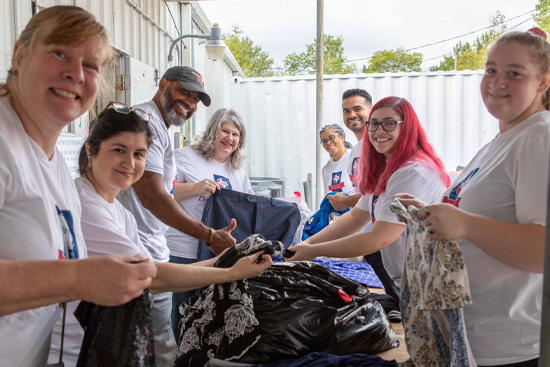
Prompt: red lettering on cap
<box><xmin>192</xmin><ymin>71</ymin><xmax>205</xmax><ymax>87</ymax></box>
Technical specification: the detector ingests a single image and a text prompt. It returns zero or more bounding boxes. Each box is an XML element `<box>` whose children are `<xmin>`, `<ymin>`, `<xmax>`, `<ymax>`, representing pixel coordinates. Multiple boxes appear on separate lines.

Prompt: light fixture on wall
<box><xmin>167</xmin><ymin>23</ymin><xmax>225</xmax><ymax>62</ymax></box>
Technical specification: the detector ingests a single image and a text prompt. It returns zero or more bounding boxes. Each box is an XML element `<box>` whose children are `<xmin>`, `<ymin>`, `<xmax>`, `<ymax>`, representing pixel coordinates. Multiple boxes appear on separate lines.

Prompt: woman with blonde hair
<box><xmin>397</xmin><ymin>28</ymin><xmax>550</xmax><ymax>366</ymax></box>
<box><xmin>0</xmin><ymin>6</ymin><xmax>156</xmax><ymax>365</ymax></box>
<box><xmin>166</xmin><ymin>108</ymin><xmax>256</xmax><ymax>341</ymax></box>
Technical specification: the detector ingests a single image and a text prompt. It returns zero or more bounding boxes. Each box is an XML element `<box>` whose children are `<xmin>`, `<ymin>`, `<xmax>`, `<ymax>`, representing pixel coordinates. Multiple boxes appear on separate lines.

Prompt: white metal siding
<box><xmin>231</xmin><ymin>71</ymin><xmax>499</xmax><ymax>204</ymax></box>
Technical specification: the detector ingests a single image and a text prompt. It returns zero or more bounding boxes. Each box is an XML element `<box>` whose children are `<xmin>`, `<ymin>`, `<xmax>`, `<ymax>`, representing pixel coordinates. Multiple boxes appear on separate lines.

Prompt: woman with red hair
<box><xmin>287</xmin><ymin>96</ymin><xmax>450</xmax><ymax>302</ymax></box>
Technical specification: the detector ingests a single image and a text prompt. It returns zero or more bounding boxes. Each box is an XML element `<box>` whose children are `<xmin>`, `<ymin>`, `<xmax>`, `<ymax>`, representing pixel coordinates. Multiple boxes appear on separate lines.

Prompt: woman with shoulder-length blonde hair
<box><xmin>166</xmin><ymin>108</ymin><xmax>256</xmax><ymax>341</ymax></box>
<box><xmin>0</xmin><ymin>6</ymin><xmax>156</xmax><ymax>366</ymax></box>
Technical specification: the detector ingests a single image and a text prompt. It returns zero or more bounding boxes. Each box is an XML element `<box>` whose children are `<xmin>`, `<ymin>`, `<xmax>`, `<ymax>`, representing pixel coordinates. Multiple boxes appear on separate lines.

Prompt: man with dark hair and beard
<box><xmin>327</xmin><ymin>88</ymin><xmax>372</xmax><ymax>212</ymax></box>
<box><xmin>118</xmin><ymin>66</ymin><xmax>237</xmax><ymax>366</ymax></box>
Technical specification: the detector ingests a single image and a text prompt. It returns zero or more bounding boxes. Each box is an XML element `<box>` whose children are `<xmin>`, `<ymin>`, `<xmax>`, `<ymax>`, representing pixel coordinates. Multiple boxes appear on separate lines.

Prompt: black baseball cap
<box><xmin>162</xmin><ymin>66</ymin><xmax>211</xmax><ymax>106</ymax></box>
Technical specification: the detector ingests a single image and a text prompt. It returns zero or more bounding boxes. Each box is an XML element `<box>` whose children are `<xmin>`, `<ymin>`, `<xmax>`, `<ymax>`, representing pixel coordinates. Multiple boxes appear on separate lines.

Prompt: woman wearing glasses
<box><xmin>320</xmin><ymin>124</ymin><xmax>354</xmax><ymax>196</ymax></box>
<box><xmin>287</xmin><ymin>97</ymin><xmax>450</xmax><ymax>302</ymax></box>
<box><xmin>50</xmin><ymin>104</ymin><xmax>272</xmax><ymax>365</ymax></box>
<box><xmin>165</xmin><ymin>108</ymin><xmax>256</xmax><ymax>342</ymax></box>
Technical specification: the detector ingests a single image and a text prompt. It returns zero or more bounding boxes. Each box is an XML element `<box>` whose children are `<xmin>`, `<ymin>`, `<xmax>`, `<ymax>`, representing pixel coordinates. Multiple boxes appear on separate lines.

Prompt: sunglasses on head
<box><xmin>97</xmin><ymin>102</ymin><xmax>150</xmax><ymax>123</ymax></box>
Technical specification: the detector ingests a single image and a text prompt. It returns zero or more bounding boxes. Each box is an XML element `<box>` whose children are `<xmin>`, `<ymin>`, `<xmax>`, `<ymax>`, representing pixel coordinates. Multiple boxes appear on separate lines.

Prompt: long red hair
<box><xmin>356</xmin><ymin>97</ymin><xmax>450</xmax><ymax>195</ymax></box>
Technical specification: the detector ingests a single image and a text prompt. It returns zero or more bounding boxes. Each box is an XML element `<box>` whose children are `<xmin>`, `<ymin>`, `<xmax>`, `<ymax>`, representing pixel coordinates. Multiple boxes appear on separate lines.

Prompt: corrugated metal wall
<box><xmin>1</xmin><ymin>0</ymin><xmax>243</xmax><ymax>138</ymax></box>
<box><xmin>230</xmin><ymin>71</ymin><xmax>499</xmax><ymax>205</ymax></box>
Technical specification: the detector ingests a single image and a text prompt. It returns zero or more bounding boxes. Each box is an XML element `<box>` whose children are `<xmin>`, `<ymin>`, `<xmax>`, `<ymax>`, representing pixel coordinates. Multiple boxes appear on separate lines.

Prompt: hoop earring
<box><xmin>8</xmin><ymin>68</ymin><xmax>18</xmax><ymax>76</ymax></box>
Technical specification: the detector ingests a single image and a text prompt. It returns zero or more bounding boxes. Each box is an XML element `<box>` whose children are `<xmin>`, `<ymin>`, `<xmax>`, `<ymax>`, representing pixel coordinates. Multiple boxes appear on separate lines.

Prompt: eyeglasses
<box><xmin>97</xmin><ymin>102</ymin><xmax>150</xmax><ymax>122</ymax></box>
<box><xmin>367</xmin><ymin>120</ymin><xmax>403</xmax><ymax>132</ymax></box>
<box><xmin>320</xmin><ymin>135</ymin><xmax>337</xmax><ymax>145</ymax></box>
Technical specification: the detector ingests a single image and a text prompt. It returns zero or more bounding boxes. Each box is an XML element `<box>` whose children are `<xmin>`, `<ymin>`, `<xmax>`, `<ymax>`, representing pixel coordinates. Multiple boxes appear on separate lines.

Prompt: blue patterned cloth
<box><xmin>274</xmin><ymin>257</ymin><xmax>383</xmax><ymax>289</ymax></box>
<box><xmin>312</xmin><ymin>258</ymin><xmax>383</xmax><ymax>289</ymax></box>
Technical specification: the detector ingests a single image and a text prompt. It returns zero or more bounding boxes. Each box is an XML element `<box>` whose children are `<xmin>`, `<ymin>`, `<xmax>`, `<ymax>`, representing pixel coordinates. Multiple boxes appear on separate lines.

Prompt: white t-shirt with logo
<box><xmin>356</xmin><ymin>160</ymin><xmax>447</xmax><ymax>288</ymax></box>
<box><xmin>118</xmin><ymin>100</ymin><xmax>176</xmax><ymax>263</ymax></box>
<box><xmin>49</xmin><ymin>177</ymin><xmax>151</xmax><ymax>366</ymax></box>
<box><xmin>166</xmin><ymin>147</ymin><xmax>253</xmax><ymax>259</ymax></box>
<box><xmin>441</xmin><ymin>111</ymin><xmax>548</xmax><ymax>365</ymax></box>
<box><xmin>0</xmin><ymin>97</ymin><xmax>86</xmax><ymax>366</ymax></box>
<box><xmin>321</xmin><ymin>149</ymin><xmax>354</xmax><ymax>196</ymax></box>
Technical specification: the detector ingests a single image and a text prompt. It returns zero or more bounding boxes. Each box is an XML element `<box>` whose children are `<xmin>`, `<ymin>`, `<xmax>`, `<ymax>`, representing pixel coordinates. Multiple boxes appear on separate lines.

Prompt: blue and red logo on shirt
<box><xmin>214</xmin><ymin>174</ymin><xmax>232</xmax><ymax>190</ymax></box>
<box><xmin>329</xmin><ymin>171</ymin><xmax>345</xmax><ymax>192</ymax></box>
<box><xmin>170</xmin><ymin>176</ymin><xmax>177</xmax><ymax>195</ymax></box>
<box><xmin>442</xmin><ymin>168</ymin><xmax>479</xmax><ymax>207</ymax></box>
<box><xmin>371</xmin><ymin>195</ymin><xmax>379</xmax><ymax>224</ymax></box>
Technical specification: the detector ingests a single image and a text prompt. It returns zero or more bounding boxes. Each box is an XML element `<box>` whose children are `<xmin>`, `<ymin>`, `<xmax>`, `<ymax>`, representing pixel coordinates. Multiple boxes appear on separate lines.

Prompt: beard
<box><xmin>346</xmin><ymin>119</ymin><xmax>366</xmax><ymax>134</ymax></box>
<box><xmin>162</xmin><ymin>88</ymin><xmax>194</xmax><ymax>126</ymax></box>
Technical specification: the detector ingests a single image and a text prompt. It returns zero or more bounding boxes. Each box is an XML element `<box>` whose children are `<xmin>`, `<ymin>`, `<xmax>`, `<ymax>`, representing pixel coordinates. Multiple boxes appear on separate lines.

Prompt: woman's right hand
<box><xmin>283</xmin><ymin>242</ymin><xmax>315</xmax><ymax>262</ymax></box>
<box><xmin>393</xmin><ymin>193</ymin><xmax>427</xmax><ymax>209</ymax></box>
<box><xmin>392</xmin><ymin>193</ymin><xmax>427</xmax><ymax>223</ymax></box>
<box><xmin>75</xmin><ymin>255</ymin><xmax>157</xmax><ymax>306</ymax></box>
<box><xmin>229</xmin><ymin>252</ymin><xmax>273</xmax><ymax>281</ymax></box>
<box><xmin>194</xmin><ymin>178</ymin><xmax>220</xmax><ymax>196</ymax></box>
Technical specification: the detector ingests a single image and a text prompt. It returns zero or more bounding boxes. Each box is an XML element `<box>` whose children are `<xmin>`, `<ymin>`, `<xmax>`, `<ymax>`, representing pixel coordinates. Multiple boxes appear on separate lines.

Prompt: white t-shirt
<box><xmin>441</xmin><ymin>111</ymin><xmax>549</xmax><ymax>365</ymax></box>
<box><xmin>165</xmin><ymin>147</ymin><xmax>253</xmax><ymax>259</ymax></box>
<box><xmin>118</xmin><ymin>100</ymin><xmax>176</xmax><ymax>263</ymax></box>
<box><xmin>356</xmin><ymin>160</ymin><xmax>446</xmax><ymax>288</ymax></box>
<box><xmin>347</xmin><ymin>139</ymin><xmax>362</xmax><ymax>195</ymax></box>
<box><xmin>49</xmin><ymin>177</ymin><xmax>151</xmax><ymax>366</ymax></box>
<box><xmin>321</xmin><ymin>149</ymin><xmax>354</xmax><ymax>196</ymax></box>
<box><xmin>0</xmin><ymin>96</ymin><xmax>87</xmax><ymax>367</ymax></box>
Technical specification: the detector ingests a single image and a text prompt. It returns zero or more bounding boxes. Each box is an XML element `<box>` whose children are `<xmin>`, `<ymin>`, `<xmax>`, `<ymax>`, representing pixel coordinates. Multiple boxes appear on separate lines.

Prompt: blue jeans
<box><xmin>169</xmin><ymin>255</ymin><xmax>197</xmax><ymax>343</ymax></box>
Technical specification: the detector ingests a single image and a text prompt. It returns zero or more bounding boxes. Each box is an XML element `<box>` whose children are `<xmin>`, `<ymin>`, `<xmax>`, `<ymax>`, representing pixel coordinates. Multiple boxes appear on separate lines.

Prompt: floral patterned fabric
<box><xmin>174</xmin><ymin>235</ymin><xmax>283</xmax><ymax>367</ymax></box>
<box><xmin>389</xmin><ymin>199</ymin><xmax>476</xmax><ymax>367</ymax></box>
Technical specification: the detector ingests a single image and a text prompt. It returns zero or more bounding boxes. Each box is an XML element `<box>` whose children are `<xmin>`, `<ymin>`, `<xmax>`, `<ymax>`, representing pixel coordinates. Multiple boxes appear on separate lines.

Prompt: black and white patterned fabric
<box><xmin>175</xmin><ymin>235</ymin><xmax>283</xmax><ymax>367</ymax></box>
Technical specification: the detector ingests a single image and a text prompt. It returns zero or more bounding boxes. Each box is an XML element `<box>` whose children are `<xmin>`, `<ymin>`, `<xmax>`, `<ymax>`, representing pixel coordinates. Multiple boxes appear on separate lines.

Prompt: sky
<box><xmin>199</xmin><ymin>0</ymin><xmax>540</xmax><ymax>72</ymax></box>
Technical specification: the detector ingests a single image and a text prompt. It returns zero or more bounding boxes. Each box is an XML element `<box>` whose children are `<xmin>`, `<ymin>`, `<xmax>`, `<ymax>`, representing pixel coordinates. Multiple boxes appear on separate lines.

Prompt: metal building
<box><xmin>1</xmin><ymin>0</ymin><xmax>244</xmax><ymax>176</ymax></box>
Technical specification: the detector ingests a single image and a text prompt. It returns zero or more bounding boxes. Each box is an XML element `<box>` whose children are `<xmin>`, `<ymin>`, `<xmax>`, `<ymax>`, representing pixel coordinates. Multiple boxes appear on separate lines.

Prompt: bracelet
<box><xmin>207</xmin><ymin>228</ymin><xmax>216</xmax><ymax>246</ymax></box>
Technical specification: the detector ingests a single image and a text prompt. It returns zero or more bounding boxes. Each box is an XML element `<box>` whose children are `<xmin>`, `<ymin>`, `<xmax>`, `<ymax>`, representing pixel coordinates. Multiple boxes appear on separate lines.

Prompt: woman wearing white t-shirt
<box><xmin>287</xmin><ymin>97</ymin><xmax>451</xmax><ymax>303</ymax></box>
<box><xmin>166</xmin><ymin>108</ymin><xmax>255</xmax><ymax>341</ymax></box>
<box><xmin>0</xmin><ymin>7</ymin><xmax>158</xmax><ymax>366</ymax></box>
<box><xmin>320</xmin><ymin>124</ymin><xmax>354</xmax><ymax>196</ymax></box>
<box><xmin>49</xmin><ymin>105</ymin><xmax>272</xmax><ymax>365</ymax></box>
<box><xmin>397</xmin><ymin>29</ymin><xmax>550</xmax><ymax>367</ymax></box>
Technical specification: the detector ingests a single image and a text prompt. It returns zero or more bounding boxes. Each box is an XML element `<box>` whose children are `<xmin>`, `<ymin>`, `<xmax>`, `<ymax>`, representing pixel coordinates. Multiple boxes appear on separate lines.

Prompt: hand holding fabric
<box><xmin>195</xmin><ymin>178</ymin><xmax>220</xmax><ymax>196</ymax></box>
<box><xmin>228</xmin><ymin>252</ymin><xmax>273</xmax><ymax>281</ymax></box>
<box><xmin>416</xmin><ymin>203</ymin><xmax>471</xmax><ymax>242</ymax></box>
<box><xmin>283</xmin><ymin>243</ymin><xmax>315</xmax><ymax>261</ymax></box>
<box><xmin>74</xmin><ymin>255</ymin><xmax>157</xmax><ymax>306</ymax></box>
<box><xmin>327</xmin><ymin>192</ymin><xmax>351</xmax><ymax>211</ymax></box>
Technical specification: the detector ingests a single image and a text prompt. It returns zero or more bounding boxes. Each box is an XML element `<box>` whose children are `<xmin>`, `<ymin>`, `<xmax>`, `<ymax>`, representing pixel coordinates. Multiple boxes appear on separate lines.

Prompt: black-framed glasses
<box><xmin>98</xmin><ymin>102</ymin><xmax>150</xmax><ymax>122</ymax></box>
<box><xmin>320</xmin><ymin>135</ymin><xmax>337</xmax><ymax>145</ymax></box>
<box><xmin>367</xmin><ymin>120</ymin><xmax>403</xmax><ymax>132</ymax></box>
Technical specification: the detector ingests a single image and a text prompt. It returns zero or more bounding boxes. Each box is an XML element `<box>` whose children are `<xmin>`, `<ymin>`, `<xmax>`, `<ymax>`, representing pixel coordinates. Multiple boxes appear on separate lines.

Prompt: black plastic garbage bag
<box><xmin>238</xmin><ymin>261</ymin><xmax>398</xmax><ymax>363</ymax></box>
<box><xmin>175</xmin><ymin>257</ymin><xmax>397</xmax><ymax>366</ymax></box>
<box><xmin>75</xmin><ymin>290</ymin><xmax>155</xmax><ymax>367</ymax></box>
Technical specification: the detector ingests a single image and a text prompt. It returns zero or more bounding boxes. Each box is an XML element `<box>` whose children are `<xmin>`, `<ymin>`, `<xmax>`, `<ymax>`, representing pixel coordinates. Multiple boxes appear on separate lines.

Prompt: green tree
<box><xmin>223</xmin><ymin>25</ymin><xmax>274</xmax><ymax>78</ymax></box>
<box><xmin>534</xmin><ymin>0</ymin><xmax>550</xmax><ymax>34</ymax></box>
<box><xmin>430</xmin><ymin>11</ymin><xmax>506</xmax><ymax>71</ymax></box>
<box><xmin>365</xmin><ymin>47</ymin><xmax>423</xmax><ymax>73</ymax></box>
<box><xmin>282</xmin><ymin>34</ymin><xmax>355</xmax><ymax>75</ymax></box>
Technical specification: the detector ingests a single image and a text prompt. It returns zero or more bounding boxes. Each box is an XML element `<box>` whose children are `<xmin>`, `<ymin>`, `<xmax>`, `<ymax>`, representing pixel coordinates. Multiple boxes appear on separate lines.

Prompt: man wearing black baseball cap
<box><xmin>118</xmin><ymin>66</ymin><xmax>236</xmax><ymax>367</ymax></box>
